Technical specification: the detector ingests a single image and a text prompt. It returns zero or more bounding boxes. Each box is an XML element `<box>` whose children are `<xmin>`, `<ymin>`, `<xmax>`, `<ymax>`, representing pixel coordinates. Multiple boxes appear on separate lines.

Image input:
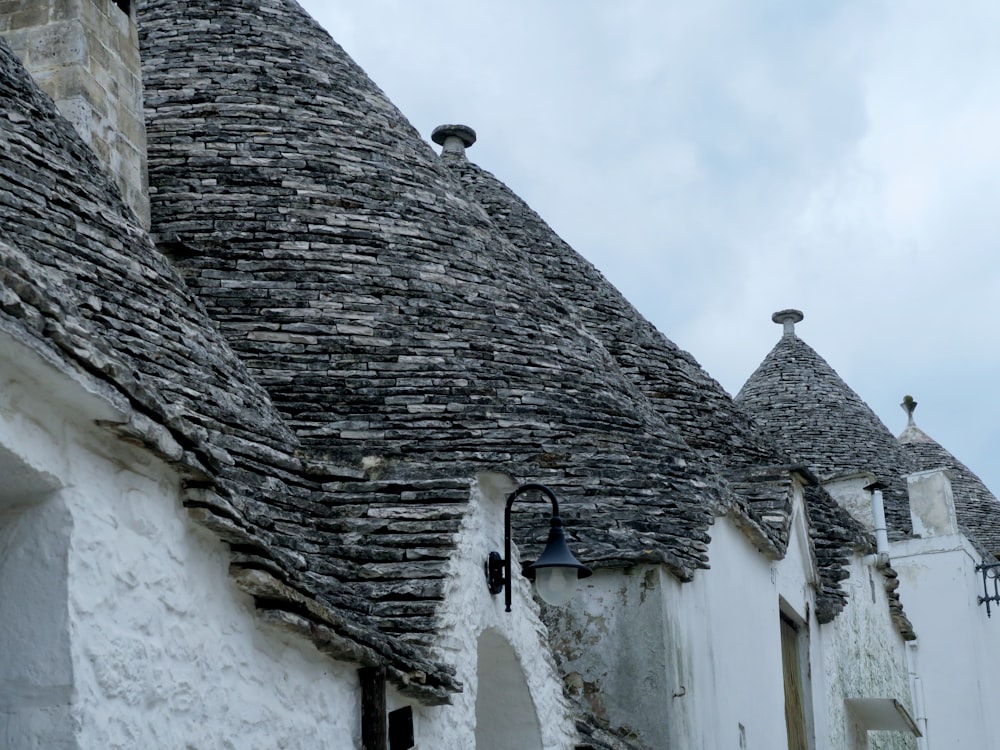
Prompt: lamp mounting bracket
<box><xmin>976</xmin><ymin>561</ymin><xmax>1000</xmax><ymax>617</ymax></box>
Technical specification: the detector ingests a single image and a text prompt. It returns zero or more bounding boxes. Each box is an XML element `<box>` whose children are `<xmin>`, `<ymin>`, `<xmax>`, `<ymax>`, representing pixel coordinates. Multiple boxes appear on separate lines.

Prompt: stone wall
<box><xmin>0</xmin><ymin>0</ymin><xmax>149</xmax><ymax>226</ymax></box>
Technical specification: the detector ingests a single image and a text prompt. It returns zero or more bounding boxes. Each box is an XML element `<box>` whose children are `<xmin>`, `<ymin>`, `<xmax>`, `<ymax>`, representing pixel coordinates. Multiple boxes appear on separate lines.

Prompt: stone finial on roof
<box><xmin>431</xmin><ymin>124</ymin><xmax>476</xmax><ymax>156</ymax></box>
<box><xmin>898</xmin><ymin>395</ymin><xmax>934</xmax><ymax>447</ymax></box>
<box><xmin>772</xmin><ymin>309</ymin><xmax>804</xmax><ymax>337</ymax></box>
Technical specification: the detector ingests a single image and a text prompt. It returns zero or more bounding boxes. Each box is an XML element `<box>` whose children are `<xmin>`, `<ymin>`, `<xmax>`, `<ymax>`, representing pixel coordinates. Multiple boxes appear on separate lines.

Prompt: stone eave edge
<box><xmin>719</xmin><ymin>466</ymin><xmax>797</xmax><ymax>560</ymax></box>
<box><xmin>723</xmin><ymin>496</ymin><xmax>786</xmax><ymax>561</ymax></box>
<box><xmin>879</xmin><ymin>562</ymin><xmax>917</xmax><ymax>642</ymax></box>
<box><xmin>720</xmin><ymin>464</ymin><xmax>884</xmax><ymax>628</ymax></box>
<box><xmin>574</xmin><ymin>703</ymin><xmax>654</xmax><ymax>750</ymax></box>
<box><xmin>581</xmin><ymin>546</ymin><xmax>702</xmax><ymax>583</ymax></box>
<box><xmin>803</xmin><ymin>474</ymin><xmax>915</xmax><ymax>638</ymax></box>
<box><xmin>0</xmin><ymin>269</ymin><xmax>461</xmax><ymax>704</ymax></box>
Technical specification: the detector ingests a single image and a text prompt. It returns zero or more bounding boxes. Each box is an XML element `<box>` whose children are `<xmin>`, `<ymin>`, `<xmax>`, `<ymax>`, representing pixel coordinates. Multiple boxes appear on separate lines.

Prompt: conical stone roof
<box><xmin>138</xmin><ymin>0</ymin><xmax>726</xmax><ymax>631</ymax></box>
<box><xmin>0</xmin><ymin>36</ymin><xmax>457</xmax><ymax>702</ymax></box>
<box><xmin>437</xmin><ymin>142</ymin><xmax>784</xmax><ymax>474</ymax></box>
<box><xmin>737</xmin><ymin>313</ymin><xmax>917</xmax><ymax>536</ymax></box>
<box><xmin>436</xmin><ymin>135</ymin><xmax>874</xmax><ymax>619</ymax></box>
<box><xmin>898</xmin><ymin>397</ymin><xmax>1000</xmax><ymax>557</ymax></box>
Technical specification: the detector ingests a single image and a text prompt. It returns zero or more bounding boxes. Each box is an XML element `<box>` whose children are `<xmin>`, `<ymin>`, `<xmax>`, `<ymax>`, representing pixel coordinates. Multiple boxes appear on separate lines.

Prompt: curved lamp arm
<box><xmin>504</xmin><ymin>483</ymin><xmax>557</xmax><ymax>613</ymax></box>
<box><xmin>486</xmin><ymin>482</ymin><xmax>591</xmax><ymax>612</ymax></box>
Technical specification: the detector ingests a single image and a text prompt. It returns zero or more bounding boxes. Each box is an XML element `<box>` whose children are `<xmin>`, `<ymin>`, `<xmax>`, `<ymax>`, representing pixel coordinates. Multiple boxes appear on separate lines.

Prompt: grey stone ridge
<box><xmin>737</xmin><ymin>331</ymin><xmax>918</xmax><ymax>538</ymax></box>
<box><xmin>574</xmin><ymin>713</ymin><xmax>653</xmax><ymax>750</ymax></box>
<box><xmin>0</xmin><ymin>38</ymin><xmax>459</xmax><ymax>704</ymax></box>
<box><xmin>439</xmin><ymin>148</ymin><xmax>869</xmax><ymax>618</ymax></box>
<box><xmin>136</xmin><ymin>0</ymin><xmax>727</xmax><ymax>593</ymax></box>
<box><xmin>880</xmin><ymin>562</ymin><xmax>916</xmax><ymax>641</ymax></box>
<box><xmin>802</xmin><ymin>485</ymin><xmax>873</xmax><ymax>625</ymax></box>
<box><xmin>899</xmin><ymin>414</ymin><xmax>1000</xmax><ymax>559</ymax></box>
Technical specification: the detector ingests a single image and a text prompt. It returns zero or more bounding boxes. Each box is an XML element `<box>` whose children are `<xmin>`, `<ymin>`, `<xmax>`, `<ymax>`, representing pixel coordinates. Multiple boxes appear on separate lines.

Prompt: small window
<box><xmin>388</xmin><ymin>706</ymin><xmax>414</xmax><ymax>750</ymax></box>
<box><xmin>114</xmin><ymin>0</ymin><xmax>130</xmax><ymax>15</ymax></box>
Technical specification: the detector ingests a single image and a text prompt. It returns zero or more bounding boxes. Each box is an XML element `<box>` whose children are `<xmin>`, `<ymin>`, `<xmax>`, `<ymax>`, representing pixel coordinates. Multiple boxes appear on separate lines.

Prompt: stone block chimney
<box><xmin>907</xmin><ymin>468</ymin><xmax>958</xmax><ymax>538</ymax></box>
<box><xmin>1</xmin><ymin>0</ymin><xmax>150</xmax><ymax>227</ymax></box>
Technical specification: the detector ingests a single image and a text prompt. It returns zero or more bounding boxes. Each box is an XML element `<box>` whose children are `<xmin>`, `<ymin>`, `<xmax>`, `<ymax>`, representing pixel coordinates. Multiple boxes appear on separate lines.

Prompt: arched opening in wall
<box><xmin>475</xmin><ymin>629</ymin><xmax>544</xmax><ymax>750</ymax></box>
<box><xmin>0</xmin><ymin>446</ymin><xmax>72</xmax><ymax>748</ymax></box>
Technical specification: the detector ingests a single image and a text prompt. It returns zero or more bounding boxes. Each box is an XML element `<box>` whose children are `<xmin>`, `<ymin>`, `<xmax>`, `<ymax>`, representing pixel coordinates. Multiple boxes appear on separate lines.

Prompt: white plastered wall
<box><xmin>546</xmin><ymin>483</ymin><xmax>917</xmax><ymax>750</ymax></box>
<box><xmin>0</xmin><ymin>330</ymin><xmax>359</xmax><ymax>749</ymax></box>
<box><xmin>824</xmin><ymin>556</ymin><xmax>917</xmax><ymax>750</ymax></box>
<box><xmin>891</xmin><ymin>533</ymin><xmax>1000</xmax><ymax>749</ymax></box>
<box><xmin>412</xmin><ymin>472</ymin><xmax>579</xmax><ymax>750</ymax></box>
<box><xmin>547</xmin><ymin>511</ymin><xmax>799</xmax><ymax>749</ymax></box>
<box><xmin>0</xmin><ymin>451</ymin><xmax>72</xmax><ymax>749</ymax></box>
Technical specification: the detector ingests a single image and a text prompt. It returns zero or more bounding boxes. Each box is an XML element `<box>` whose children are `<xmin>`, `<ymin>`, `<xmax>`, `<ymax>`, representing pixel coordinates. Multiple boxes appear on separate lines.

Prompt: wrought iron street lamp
<box><xmin>485</xmin><ymin>483</ymin><xmax>592</xmax><ymax>612</ymax></box>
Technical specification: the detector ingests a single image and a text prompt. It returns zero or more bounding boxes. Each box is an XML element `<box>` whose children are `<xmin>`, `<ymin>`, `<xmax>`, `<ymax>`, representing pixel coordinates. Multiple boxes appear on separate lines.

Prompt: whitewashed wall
<box><xmin>892</xmin><ymin>533</ymin><xmax>1000</xmax><ymax>749</ymax></box>
<box><xmin>0</xmin><ymin>333</ymin><xmax>359</xmax><ymax>749</ymax></box>
<box><xmin>0</xmin><ymin>484</ymin><xmax>73</xmax><ymax>748</ymax></box>
<box><xmin>546</xmin><ymin>486</ymin><xmax>919</xmax><ymax>750</ymax></box>
<box><xmin>412</xmin><ymin>472</ymin><xmax>579</xmax><ymax>750</ymax></box>
<box><xmin>0</xmin><ymin>332</ymin><xmax>586</xmax><ymax>749</ymax></box>
<box><xmin>546</xmin><ymin>513</ymin><xmax>795</xmax><ymax>749</ymax></box>
<box><xmin>824</xmin><ymin>556</ymin><xmax>916</xmax><ymax>750</ymax></box>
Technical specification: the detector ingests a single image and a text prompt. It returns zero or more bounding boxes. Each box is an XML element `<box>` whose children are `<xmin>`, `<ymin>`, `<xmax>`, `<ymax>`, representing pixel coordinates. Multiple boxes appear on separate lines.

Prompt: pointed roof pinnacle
<box><xmin>431</xmin><ymin>124</ymin><xmax>476</xmax><ymax>157</ymax></box>
<box><xmin>898</xmin><ymin>394</ymin><xmax>935</xmax><ymax>446</ymax></box>
<box><xmin>772</xmin><ymin>309</ymin><xmax>804</xmax><ymax>337</ymax></box>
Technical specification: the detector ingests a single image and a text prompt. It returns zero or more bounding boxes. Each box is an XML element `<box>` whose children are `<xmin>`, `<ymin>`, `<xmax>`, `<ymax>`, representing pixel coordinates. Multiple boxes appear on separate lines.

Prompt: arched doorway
<box><xmin>474</xmin><ymin>629</ymin><xmax>544</xmax><ymax>750</ymax></box>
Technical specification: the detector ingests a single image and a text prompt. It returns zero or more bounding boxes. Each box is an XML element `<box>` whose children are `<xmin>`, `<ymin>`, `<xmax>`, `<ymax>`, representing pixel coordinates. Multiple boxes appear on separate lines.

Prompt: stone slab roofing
<box><xmin>136</xmin><ymin>0</ymin><xmax>732</xmax><ymax>586</ymax></box>
<box><xmin>0</xmin><ymin>37</ymin><xmax>459</xmax><ymax>703</ymax></box>
<box><xmin>435</xmin><ymin>142</ymin><xmax>884</xmax><ymax>619</ymax></box>
<box><xmin>899</xmin><ymin>398</ymin><xmax>1000</xmax><ymax>558</ymax></box>
<box><xmin>575</xmin><ymin>714</ymin><xmax>652</xmax><ymax>750</ymax></box>
<box><xmin>737</xmin><ymin>318</ymin><xmax>917</xmax><ymax>537</ymax></box>
<box><xmin>438</xmin><ymin>143</ymin><xmax>873</xmax><ymax>619</ymax></box>
<box><xmin>439</xmin><ymin>148</ymin><xmax>785</xmax><ymax>474</ymax></box>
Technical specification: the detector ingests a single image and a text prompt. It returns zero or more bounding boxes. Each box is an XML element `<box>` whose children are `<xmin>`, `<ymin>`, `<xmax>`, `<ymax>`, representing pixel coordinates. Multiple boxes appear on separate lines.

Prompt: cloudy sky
<box><xmin>300</xmin><ymin>1</ymin><xmax>1000</xmax><ymax>494</ymax></box>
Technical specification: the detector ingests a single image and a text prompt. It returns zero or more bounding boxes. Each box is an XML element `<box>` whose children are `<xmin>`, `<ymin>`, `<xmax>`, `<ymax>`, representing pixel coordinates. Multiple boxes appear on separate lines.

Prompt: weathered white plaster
<box><xmin>0</xmin><ymin>331</ymin><xmax>360</xmax><ymax>749</ymax></box>
<box><xmin>824</xmin><ymin>472</ymin><xmax>878</xmax><ymax>530</ymax></box>
<box><xmin>475</xmin><ymin>629</ymin><xmax>544</xmax><ymax>750</ymax></box>
<box><xmin>824</xmin><ymin>556</ymin><xmax>916</xmax><ymax>750</ymax></box>
<box><xmin>415</xmin><ymin>473</ymin><xmax>578</xmax><ymax>750</ymax></box>
<box><xmin>546</xmin><ymin>486</ymin><xmax>921</xmax><ymax>750</ymax></box>
<box><xmin>906</xmin><ymin>470</ymin><xmax>958</xmax><ymax>538</ymax></box>
<box><xmin>891</xmin><ymin>533</ymin><xmax>1000</xmax><ymax>749</ymax></box>
<box><xmin>0</xmin><ymin>483</ymin><xmax>74</xmax><ymax>748</ymax></box>
<box><xmin>548</xmin><ymin>513</ymin><xmax>796</xmax><ymax>749</ymax></box>
<box><xmin>775</xmin><ymin>488</ymin><xmax>821</xmax><ymax>618</ymax></box>
<box><xmin>65</xmin><ymin>453</ymin><xmax>360</xmax><ymax>748</ymax></box>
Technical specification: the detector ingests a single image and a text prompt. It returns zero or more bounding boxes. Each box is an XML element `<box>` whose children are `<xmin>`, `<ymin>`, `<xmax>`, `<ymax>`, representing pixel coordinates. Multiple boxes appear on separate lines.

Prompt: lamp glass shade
<box><xmin>524</xmin><ymin>517</ymin><xmax>592</xmax><ymax>607</ymax></box>
<box><xmin>534</xmin><ymin>566</ymin><xmax>578</xmax><ymax>607</ymax></box>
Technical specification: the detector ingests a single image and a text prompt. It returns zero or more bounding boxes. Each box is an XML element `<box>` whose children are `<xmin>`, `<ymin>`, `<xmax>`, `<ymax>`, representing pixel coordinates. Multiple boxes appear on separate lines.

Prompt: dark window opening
<box><xmin>388</xmin><ymin>706</ymin><xmax>414</xmax><ymax>750</ymax></box>
<box><xmin>114</xmin><ymin>0</ymin><xmax>130</xmax><ymax>15</ymax></box>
